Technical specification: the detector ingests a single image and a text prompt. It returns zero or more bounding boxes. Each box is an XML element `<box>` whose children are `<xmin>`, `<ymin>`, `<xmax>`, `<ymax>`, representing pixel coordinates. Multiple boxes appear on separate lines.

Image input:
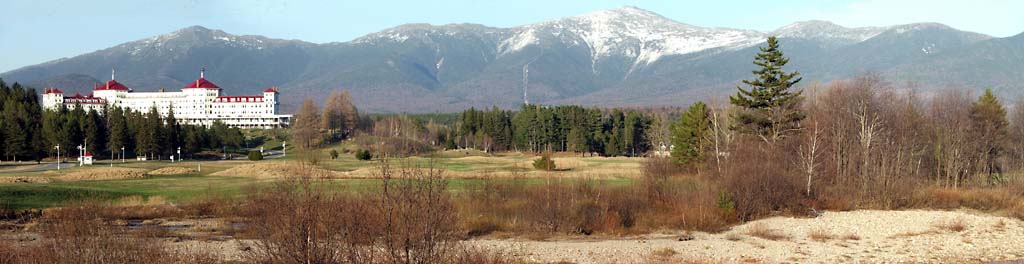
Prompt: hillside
<box><xmin>3</xmin><ymin>6</ymin><xmax>1022</xmax><ymax>112</ymax></box>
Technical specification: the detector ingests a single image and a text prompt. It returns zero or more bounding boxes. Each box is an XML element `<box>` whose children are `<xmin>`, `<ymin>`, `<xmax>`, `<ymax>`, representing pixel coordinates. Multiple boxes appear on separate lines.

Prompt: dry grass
<box><xmin>808</xmin><ymin>228</ymin><xmax>834</xmax><ymax>241</ymax></box>
<box><xmin>210</xmin><ymin>161</ymin><xmax>343</xmax><ymax>178</ymax></box>
<box><xmin>933</xmin><ymin>217</ymin><xmax>968</xmax><ymax>232</ymax></box>
<box><xmin>147</xmin><ymin>167</ymin><xmax>198</xmax><ymax>175</ymax></box>
<box><xmin>645</xmin><ymin>247</ymin><xmax>679</xmax><ymax>263</ymax></box>
<box><xmin>0</xmin><ymin>176</ymin><xmax>51</xmax><ymax>183</ymax></box>
<box><xmin>54</xmin><ymin>167</ymin><xmax>149</xmax><ymax>181</ymax></box>
<box><xmin>744</xmin><ymin>223</ymin><xmax>791</xmax><ymax>241</ymax></box>
<box><xmin>841</xmin><ymin>233</ymin><xmax>861</xmax><ymax>240</ymax></box>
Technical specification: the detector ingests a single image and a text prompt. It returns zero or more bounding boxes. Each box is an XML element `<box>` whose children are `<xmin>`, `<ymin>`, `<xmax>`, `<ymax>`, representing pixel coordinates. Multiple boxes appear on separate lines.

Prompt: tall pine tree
<box><xmin>970</xmin><ymin>88</ymin><xmax>1009</xmax><ymax>182</ymax></box>
<box><xmin>730</xmin><ymin>36</ymin><xmax>805</xmax><ymax>143</ymax></box>
<box><xmin>671</xmin><ymin>102</ymin><xmax>712</xmax><ymax>168</ymax></box>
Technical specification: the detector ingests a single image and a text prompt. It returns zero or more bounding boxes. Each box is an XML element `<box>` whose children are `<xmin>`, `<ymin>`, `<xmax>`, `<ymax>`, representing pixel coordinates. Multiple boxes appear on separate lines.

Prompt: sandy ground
<box><xmin>53</xmin><ymin>167</ymin><xmax>149</xmax><ymax>181</ymax></box>
<box><xmin>470</xmin><ymin>210</ymin><xmax>1024</xmax><ymax>263</ymax></box>
<box><xmin>210</xmin><ymin>161</ymin><xmax>345</xmax><ymax>178</ymax></box>
<box><xmin>154</xmin><ymin>210</ymin><xmax>1024</xmax><ymax>263</ymax></box>
<box><xmin>147</xmin><ymin>167</ymin><xmax>198</xmax><ymax>175</ymax></box>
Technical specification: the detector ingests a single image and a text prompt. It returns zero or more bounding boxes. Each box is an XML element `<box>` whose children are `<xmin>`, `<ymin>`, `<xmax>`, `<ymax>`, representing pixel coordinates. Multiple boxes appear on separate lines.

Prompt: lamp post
<box><xmin>77</xmin><ymin>145</ymin><xmax>83</xmax><ymax>167</ymax></box>
<box><xmin>121</xmin><ymin>146</ymin><xmax>125</xmax><ymax>163</ymax></box>
<box><xmin>54</xmin><ymin>145</ymin><xmax>60</xmax><ymax>171</ymax></box>
<box><xmin>177</xmin><ymin>147</ymin><xmax>181</xmax><ymax>162</ymax></box>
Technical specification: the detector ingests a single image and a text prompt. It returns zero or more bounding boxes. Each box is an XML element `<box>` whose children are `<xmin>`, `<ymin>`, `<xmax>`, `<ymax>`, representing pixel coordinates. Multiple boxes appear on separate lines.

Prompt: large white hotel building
<box><xmin>41</xmin><ymin>69</ymin><xmax>291</xmax><ymax>129</ymax></box>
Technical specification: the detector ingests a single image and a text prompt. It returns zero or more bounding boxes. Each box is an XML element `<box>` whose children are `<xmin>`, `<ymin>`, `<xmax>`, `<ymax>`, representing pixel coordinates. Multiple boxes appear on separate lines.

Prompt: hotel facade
<box><xmin>41</xmin><ymin>69</ymin><xmax>291</xmax><ymax>129</ymax></box>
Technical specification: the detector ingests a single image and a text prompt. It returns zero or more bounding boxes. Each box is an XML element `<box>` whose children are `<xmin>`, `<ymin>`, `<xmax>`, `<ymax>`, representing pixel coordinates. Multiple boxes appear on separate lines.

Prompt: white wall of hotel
<box><xmin>41</xmin><ymin>74</ymin><xmax>291</xmax><ymax>129</ymax></box>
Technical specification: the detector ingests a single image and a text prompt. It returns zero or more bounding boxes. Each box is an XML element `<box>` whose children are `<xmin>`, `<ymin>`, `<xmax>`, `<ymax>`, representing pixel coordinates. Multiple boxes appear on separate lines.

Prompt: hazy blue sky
<box><xmin>2</xmin><ymin>0</ymin><xmax>1022</xmax><ymax>72</ymax></box>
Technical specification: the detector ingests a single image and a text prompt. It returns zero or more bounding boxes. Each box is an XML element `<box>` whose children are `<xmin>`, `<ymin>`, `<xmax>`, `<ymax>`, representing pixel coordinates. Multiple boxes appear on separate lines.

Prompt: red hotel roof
<box><xmin>183</xmin><ymin>78</ymin><xmax>220</xmax><ymax>89</ymax></box>
<box><xmin>94</xmin><ymin>80</ymin><xmax>130</xmax><ymax>91</ymax></box>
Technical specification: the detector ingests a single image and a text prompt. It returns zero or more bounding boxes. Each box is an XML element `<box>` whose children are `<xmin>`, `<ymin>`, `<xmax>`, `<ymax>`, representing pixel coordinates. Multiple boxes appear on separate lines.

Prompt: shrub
<box><xmin>808</xmin><ymin>228</ymin><xmax>833</xmax><ymax>241</ymax></box>
<box><xmin>722</xmin><ymin>139</ymin><xmax>803</xmax><ymax>221</ymax></box>
<box><xmin>355</xmin><ymin>149</ymin><xmax>372</xmax><ymax>160</ymax></box>
<box><xmin>247</xmin><ymin>150</ymin><xmax>263</xmax><ymax>161</ymax></box>
<box><xmin>244</xmin><ymin>160</ymin><xmax>461</xmax><ymax>263</ymax></box>
<box><xmin>533</xmin><ymin>153</ymin><xmax>556</xmax><ymax>171</ymax></box>
<box><xmin>330</xmin><ymin>149</ymin><xmax>339</xmax><ymax>159</ymax></box>
<box><xmin>745</xmin><ymin>223</ymin><xmax>790</xmax><ymax>241</ymax></box>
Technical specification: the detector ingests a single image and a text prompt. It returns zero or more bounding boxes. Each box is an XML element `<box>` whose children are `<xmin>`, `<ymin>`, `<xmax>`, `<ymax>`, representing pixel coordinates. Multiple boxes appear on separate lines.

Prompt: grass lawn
<box><xmin>0</xmin><ymin>144</ymin><xmax>644</xmax><ymax>210</ymax></box>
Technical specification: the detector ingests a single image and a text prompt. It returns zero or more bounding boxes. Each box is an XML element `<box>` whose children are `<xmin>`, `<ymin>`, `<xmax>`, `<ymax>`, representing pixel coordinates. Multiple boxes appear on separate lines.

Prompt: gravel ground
<box><xmin>163</xmin><ymin>209</ymin><xmax>1024</xmax><ymax>263</ymax></box>
<box><xmin>471</xmin><ymin>210</ymin><xmax>1024</xmax><ymax>263</ymax></box>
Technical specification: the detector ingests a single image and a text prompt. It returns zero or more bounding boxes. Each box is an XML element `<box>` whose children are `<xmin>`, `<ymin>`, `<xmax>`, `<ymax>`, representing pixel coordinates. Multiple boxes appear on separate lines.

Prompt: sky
<box><xmin>2</xmin><ymin>0</ymin><xmax>1022</xmax><ymax>72</ymax></box>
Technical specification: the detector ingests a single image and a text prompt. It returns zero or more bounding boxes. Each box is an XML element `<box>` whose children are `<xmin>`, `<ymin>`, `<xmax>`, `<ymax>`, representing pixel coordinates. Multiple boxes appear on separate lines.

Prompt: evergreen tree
<box><xmin>730</xmin><ymin>36</ymin><xmax>805</xmax><ymax>143</ymax></box>
<box><xmin>107</xmin><ymin>106</ymin><xmax>131</xmax><ymax>158</ymax></box>
<box><xmin>164</xmin><ymin>107</ymin><xmax>180</xmax><ymax>156</ymax></box>
<box><xmin>671</xmin><ymin>102</ymin><xmax>712</xmax><ymax>167</ymax></box>
<box><xmin>136</xmin><ymin>106</ymin><xmax>163</xmax><ymax>159</ymax></box>
<box><xmin>182</xmin><ymin>125</ymin><xmax>206</xmax><ymax>158</ymax></box>
<box><xmin>566</xmin><ymin>128</ymin><xmax>587</xmax><ymax>154</ymax></box>
<box><xmin>83</xmin><ymin>108</ymin><xmax>107</xmax><ymax>158</ymax></box>
<box><xmin>970</xmin><ymin>88</ymin><xmax>1009</xmax><ymax>182</ymax></box>
<box><xmin>1</xmin><ymin>97</ymin><xmax>25</xmax><ymax>161</ymax></box>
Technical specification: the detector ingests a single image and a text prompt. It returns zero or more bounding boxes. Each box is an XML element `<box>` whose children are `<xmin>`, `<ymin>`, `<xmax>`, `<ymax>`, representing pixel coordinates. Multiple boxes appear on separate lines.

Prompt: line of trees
<box><xmin>0</xmin><ymin>80</ymin><xmax>44</xmax><ymax>161</ymax></box>
<box><xmin>669</xmin><ymin>36</ymin><xmax>1024</xmax><ymax>218</ymax></box>
<box><xmin>290</xmin><ymin>90</ymin><xmax>360</xmax><ymax>149</ymax></box>
<box><xmin>0</xmin><ymin>78</ymin><xmax>245</xmax><ymax>162</ymax></box>
<box><xmin>44</xmin><ymin>105</ymin><xmax>244</xmax><ymax>160</ymax></box>
<box><xmin>453</xmin><ymin>105</ymin><xmax>654</xmax><ymax>156</ymax></box>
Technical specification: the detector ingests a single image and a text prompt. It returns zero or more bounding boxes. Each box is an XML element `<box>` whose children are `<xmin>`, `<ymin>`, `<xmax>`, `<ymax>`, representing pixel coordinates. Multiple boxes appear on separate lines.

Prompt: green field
<box><xmin>0</xmin><ymin>145</ymin><xmax>641</xmax><ymax>210</ymax></box>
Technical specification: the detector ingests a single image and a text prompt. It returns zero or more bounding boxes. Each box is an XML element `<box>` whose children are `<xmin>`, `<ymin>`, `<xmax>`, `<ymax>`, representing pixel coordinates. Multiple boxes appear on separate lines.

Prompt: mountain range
<box><xmin>3</xmin><ymin>6</ymin><xmax>1022</xmax><ymax>113</ymax></box>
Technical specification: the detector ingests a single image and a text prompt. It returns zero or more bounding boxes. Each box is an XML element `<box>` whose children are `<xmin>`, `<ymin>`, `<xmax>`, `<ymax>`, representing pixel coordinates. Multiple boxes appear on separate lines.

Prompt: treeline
<box><xmin>0</xmin><ymin>80</ymin><xmax>44</xmax><ymax>161</ymax></box>
<box><xmin>669</xmin><ymin>37</ymin><xmax>1024</xmax><ymax>219</ymax></box>
<box><xmin>453</xmin><ymin>105</ymin><xmax>654</xmax><ymax>156</ymax></box>
<box><xmin>0</xmin><ymin>79</ymin><xmax>245</xmax><ymax>161</ymax></box>
<box><xmin>45</xmin><ymin>106</ymin><xmax>244</xmax><ymax>160</ymax></box>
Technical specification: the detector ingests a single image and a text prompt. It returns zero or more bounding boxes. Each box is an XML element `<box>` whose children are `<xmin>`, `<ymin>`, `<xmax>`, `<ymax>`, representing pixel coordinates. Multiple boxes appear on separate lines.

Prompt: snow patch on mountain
<box><xmin>773</xmin><ymin>20</ymin><xmax>886</xmax><ymax>43</ymax></box>
<box><xmin>501</xmin><ymin>6</ymin><xmax>764</xmax><ymax>65</ymax></box>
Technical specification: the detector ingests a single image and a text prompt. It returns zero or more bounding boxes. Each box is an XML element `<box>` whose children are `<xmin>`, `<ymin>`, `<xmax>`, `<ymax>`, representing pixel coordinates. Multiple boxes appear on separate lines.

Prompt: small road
<box><xmin>0</xmin><ymin>162</ymin><xmax>74</xmax><ymax>173</ymax></box>
<box><xmin>228</xmin><ymin>150</ymin><xmax>285</xmax><ymax>160</ymax></box>
<box><xmin>0</xmin><ymin>150</ymin><xmax>287</xmax><ymax>173</ymax></box>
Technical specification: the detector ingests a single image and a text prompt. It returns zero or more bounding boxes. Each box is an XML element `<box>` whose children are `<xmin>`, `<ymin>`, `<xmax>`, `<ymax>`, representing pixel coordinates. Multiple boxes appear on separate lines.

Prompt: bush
<box><xmin>721</xmin><ymin>139</ymin><xmax>804</xmax><ymax>221</ymax></box>
<box><xmin>355</xmin><ymin>149</ymin><xmax>372</xmax><ymax>160</ymax></box>
<box><xmin>330</xmin><ymin>149</ymin><xmax>339</xmax><ymax>159</ymax></box>
<box><xmin>247</xmin><ymin>150</ymin><xmax>263</xmax><ymax>161</ymax></box>
<box><xmin>533</xmin><ymin>153</ymin><xmax>556</xmax><ymax>171</ymax></box>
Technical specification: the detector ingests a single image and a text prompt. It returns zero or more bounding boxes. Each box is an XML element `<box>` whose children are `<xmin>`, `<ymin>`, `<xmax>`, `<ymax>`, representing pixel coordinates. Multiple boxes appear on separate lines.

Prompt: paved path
<box><xmin>0</xmin><ymin>162</ymin><xmax>74</xmax><ymax>173</ymax></box>
<box><xmin>228</xmin><ymin>150</ymin><xmax>285</xmax><ymax>160</ymax></box>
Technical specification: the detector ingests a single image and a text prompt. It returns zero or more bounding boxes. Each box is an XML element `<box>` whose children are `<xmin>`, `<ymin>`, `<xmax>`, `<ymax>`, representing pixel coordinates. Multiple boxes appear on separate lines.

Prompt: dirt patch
<box><xmin>147</xmin><ymin>167</ymin><xmax>198</xmax><ymax>175</ymax></box>
<box><xmin>0</xmin><ymin>177</ymin><xmax>52</xmax><ymax>183</ymax></box>
<box><xmin>210</xmin><ymin>161</ymin><xmax>343</xmax><ymax>178</ymax></box>
<box><xmin>55</xmin><ymin>168</ymin><xmax>149</xmax><ymax>181</ymax></box>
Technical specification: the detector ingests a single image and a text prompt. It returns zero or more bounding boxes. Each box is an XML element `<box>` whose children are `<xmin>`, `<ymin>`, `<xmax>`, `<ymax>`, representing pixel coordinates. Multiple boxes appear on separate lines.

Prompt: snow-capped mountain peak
<box><xmin>772</xmin><ymin>20</ymin><xmax>886</xmax><ymax>43</ymax></box>
<box><xmin>500</xmin><ymin>6</ymin><xmax>765</xmax><ymax>67</ymax></box>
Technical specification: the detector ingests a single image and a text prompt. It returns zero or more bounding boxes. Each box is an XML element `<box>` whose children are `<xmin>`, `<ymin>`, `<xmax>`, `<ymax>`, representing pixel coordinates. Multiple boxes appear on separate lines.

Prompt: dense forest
<box><xmin>454</xmin><ymin>105</ymin><xmax>655</xmax><ymax>156</ymax></box>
